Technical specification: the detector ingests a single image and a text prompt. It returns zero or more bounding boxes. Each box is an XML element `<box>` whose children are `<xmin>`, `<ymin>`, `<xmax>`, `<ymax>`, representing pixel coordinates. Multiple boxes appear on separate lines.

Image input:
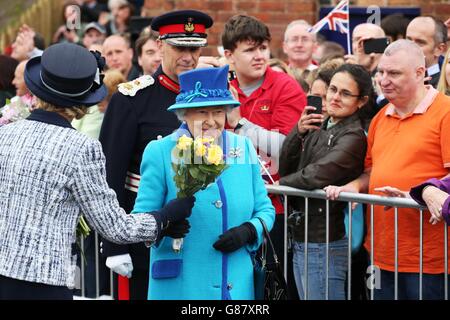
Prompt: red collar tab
<box><xmin>159</xmin><ymin>24</ymin><xmax>206</xmax><ymax>36</ymax></box>
<box><xmin>158</xmin><ymin>74</ymin><xmax>180</xmax><ymax>93</ymax></box>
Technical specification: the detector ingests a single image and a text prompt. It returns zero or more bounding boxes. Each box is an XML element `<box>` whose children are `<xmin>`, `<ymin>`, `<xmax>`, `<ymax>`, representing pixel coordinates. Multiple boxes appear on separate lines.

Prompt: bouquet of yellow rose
<box><xmin>171</xmin><ymin>134</ymin><xmax>228</xmax><ymax>251</ymax></box>
<box><xmin>172</xmin><ymin>134</ymin><xmax>227</xmax><ymax>198</ymax></box>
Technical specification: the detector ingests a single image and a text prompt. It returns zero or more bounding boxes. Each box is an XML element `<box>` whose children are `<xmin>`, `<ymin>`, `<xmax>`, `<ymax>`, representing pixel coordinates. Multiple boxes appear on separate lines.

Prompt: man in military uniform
<box><xmin>99</xmin><ymin>9</ymin><xmax>213</xmax><ymax>300</ymax></box>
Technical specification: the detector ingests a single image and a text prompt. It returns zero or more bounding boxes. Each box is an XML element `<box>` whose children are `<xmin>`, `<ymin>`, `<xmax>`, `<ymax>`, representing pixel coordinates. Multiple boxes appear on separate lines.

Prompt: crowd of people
<box><xmin>0</xmin><ymin>0</ymin><xmax>450</xmax><ymax>301</ymax></box>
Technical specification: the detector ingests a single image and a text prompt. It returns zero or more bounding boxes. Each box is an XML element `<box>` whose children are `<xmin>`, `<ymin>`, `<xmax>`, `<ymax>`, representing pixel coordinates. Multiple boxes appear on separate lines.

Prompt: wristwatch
<box><xmin>234</xmin><ymin>117</ymin><xmax>248</xmax><ymax>132</ymax></box>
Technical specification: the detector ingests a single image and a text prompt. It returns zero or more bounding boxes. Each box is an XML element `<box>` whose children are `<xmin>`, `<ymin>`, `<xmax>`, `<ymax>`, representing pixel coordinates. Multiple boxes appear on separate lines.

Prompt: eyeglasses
<box><xmin>327</xmin><ymin>86</ymin><xmax>360</xmax><ymax>100</ymax></box>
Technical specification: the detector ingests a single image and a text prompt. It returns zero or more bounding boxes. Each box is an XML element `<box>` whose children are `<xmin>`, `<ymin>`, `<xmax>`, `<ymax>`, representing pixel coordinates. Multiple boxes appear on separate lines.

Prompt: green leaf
<box><xmin>188</xmin><ymin>166</ymin><xmax>201</xmax><ymax>179</ymax></box>
<box><xmin>198</xmin><ymin>164</ymin><xmax>217</xmax><ymax>173</ymax></box>
<box><xmin>173</xmin><ymin>174</ymin><xmax>182</xmax><ymax>184</ymax></box>
<box><xmin>198</xmin><ymin>171</ymin><xmax>207</xmax><ymax>183</ymax></box>
<box><xmin>177</xmin><ymin>191</ymin><xmax>187</xmax><ymax>198</ymax></box>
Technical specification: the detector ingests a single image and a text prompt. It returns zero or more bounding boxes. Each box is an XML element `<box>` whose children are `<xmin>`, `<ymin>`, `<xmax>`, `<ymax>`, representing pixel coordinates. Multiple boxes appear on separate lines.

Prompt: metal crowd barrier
<box><xmin>75</xmin><ymin>184</ymin><xmax>448</xmax><ymax>300</ymax></box>
<box><xmin>266</xmin><ymin>184</ymin><xmax>449</xmax><ymax>300</ymax></box>
<box><xmin>76</xmin><ymin>232</ymin><xmax>114</xmax><ymax>300</ymax></box>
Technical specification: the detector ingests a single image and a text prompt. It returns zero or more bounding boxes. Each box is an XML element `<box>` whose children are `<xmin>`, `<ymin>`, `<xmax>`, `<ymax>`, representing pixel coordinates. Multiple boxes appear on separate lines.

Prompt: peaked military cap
<box><xmin>151</xmin><ymin>10</ymin><xmax>213</xmax><ymax>47</ymax></box>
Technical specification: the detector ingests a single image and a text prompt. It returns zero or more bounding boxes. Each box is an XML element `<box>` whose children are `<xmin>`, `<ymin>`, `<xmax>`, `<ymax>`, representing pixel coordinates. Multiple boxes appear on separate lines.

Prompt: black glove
<box><xmin>213</xmin><ymin>222</ymin><xmax>257</xmax><ymax>253</ymax></box>
<box><xmin>156</xmin><ymin>196</ymin><xmax>195</xmax><ymax>227</ymax></box>
<box><xmin>160</xmin><ymin>219</ymin><xmax>191</xmax><ymax>239</ymax></box>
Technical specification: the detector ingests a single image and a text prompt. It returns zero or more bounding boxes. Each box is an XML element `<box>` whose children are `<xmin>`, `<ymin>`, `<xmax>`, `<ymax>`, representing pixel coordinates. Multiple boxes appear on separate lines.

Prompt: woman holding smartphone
<box><xmin>279</xmin><ymin>64</ymin><xmax>374</xmax><ymax>300</ymax></box>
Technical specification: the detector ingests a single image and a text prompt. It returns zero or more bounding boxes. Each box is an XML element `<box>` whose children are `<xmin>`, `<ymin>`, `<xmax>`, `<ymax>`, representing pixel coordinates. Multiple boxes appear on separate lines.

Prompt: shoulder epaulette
<box><xmin>118</xmin><ymin>75</ymin><xmax>155</xmax><ymax>96</ymax></box>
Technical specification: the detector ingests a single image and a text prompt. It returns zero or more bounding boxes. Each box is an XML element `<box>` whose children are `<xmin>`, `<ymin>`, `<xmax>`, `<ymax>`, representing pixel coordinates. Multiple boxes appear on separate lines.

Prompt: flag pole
<box><xmin>346</xmin><ymin>21</ymin><xmax>351</xmax><ymax>54</ymax></box>
<box><xmin>346</xmin><ymin>3</ymin><xmax>352</xmax><ymax>54</ymax></box>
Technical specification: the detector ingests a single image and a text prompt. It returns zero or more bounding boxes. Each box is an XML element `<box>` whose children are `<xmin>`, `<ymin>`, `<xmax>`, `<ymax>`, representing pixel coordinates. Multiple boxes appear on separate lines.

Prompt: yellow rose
<box><xmin>176</xmin><ymin>135</ymin><xmax>193</xmax><ymax>150</ymax></box>
<box><xmin>194</xmin><ymin>140</ymin><xmax>207</xmax><ymax>157</ymax></box>
<box><xmin>206</xmin><ymin>145</ymin><xmax>224</xmax><ymax>165</ymax></box>
<box><xmin>201</xmin><ymin>136</ymin><xmax>215</xmax><ymax>144</ymax></box>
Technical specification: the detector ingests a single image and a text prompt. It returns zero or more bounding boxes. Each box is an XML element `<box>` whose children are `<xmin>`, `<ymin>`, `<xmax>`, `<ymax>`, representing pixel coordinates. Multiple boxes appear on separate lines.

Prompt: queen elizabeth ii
<box><xmin>132</xmin><ymin>65</ymin><xmax>275</xmax><ymax>300</ymax></box>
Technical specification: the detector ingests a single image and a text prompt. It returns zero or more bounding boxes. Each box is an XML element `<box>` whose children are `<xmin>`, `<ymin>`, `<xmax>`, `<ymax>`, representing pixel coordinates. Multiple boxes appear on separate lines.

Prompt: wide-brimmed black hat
<box><xmin>24</xmin><ymin>43</ymin><xmax>107</xmax><ymax>108</ymax></box>
<box><xmin>151</xmin><ymin>10</ymin><xmax>213</xmax><ymax>47</ymax></box>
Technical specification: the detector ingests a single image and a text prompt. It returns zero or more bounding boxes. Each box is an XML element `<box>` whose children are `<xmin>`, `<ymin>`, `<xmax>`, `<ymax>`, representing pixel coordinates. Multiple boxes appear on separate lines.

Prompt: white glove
<box><xmin>105</xmin><ymin>254</ymin><xmax>133</xmax><ymax>278</ymax></box>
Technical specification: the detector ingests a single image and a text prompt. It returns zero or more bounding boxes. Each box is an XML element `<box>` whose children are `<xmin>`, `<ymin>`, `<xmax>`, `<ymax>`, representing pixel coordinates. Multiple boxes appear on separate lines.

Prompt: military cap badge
<box><xmin>184</xmin><ymin>17</ymin><xmax>195</xmax><ymax>33</ymax></box>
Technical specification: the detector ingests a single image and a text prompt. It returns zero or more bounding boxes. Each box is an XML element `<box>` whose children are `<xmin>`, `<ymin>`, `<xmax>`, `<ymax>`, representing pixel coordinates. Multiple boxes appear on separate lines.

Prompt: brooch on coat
<box><xmin>118</xmin><ymin>75</ymin><xmax>155</xmax><ymax>96</ymax></box>
<box><xmin>228</xmin><ymin>147</ymin><xmax>243</xmax><ymax>158</ymax></box>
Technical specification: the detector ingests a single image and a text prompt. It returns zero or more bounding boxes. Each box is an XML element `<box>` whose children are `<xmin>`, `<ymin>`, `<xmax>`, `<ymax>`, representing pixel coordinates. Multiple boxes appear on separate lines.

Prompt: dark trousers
<box><xmin>349</xmin><ymin>246</ymin><xmax>369</xmax><ymax>300</ymax></box>
<box><xmin>129</xmin><ymin>268</ymin><xmax>149</xmax><ymax>300</ymax></box>
<box><xmin>0</xmin><ymin>275</ymin><xmax>73</xmax><ymax>300</ymax></box>
<box><xmin>112</xmin><ymin>267</ymin><xmax>149</xmax><ymax>300</ymax></box>
<box><xmin>374</xmin><ymin>269</ymin><xmax>450</xmax><ymax>300</ymax></box>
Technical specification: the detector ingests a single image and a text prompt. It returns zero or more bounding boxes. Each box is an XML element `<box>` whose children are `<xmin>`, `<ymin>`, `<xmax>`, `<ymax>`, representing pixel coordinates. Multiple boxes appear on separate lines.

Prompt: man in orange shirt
<box><xmin>325</xmin><ymin>39</ymin><xmax>450</xmax><ymax>300</ymax></box>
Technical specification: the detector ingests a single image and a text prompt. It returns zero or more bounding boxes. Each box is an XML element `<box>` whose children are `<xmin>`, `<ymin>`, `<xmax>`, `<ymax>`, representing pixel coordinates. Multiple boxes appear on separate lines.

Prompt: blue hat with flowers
<box><xmin>167</xmin><ymin>65</ymin><xmax>240</xmax><ymax>111</ymax></box>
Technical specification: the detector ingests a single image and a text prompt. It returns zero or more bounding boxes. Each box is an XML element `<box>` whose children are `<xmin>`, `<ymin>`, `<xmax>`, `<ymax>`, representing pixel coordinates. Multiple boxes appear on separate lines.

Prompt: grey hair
<box><xmin>175</xmin><ymin>106</ymin><xmax>235</xmax><ymax>122</ymax></box>
<box><xmin>434</xmin><ymin>18</ymin><xmax>448</xmax><ymax>45</ymax></box>
<box><xmin>284</xmin><ymin>20</ymin><xmax>316</xmax><ymax>42</ymax></box>
<box><xmin>174</xmin><ymin>109</ymin><xmax>186</xmax><ymax>122</ymax></box>
<box><xmin>224</xmin><ymin>105</ymin><xmax>236</xmax><ymax>115</ymax></box>
<box><xmin>384</xmin><ymin>39</ymin><xmax>425</xmax><ymax>68</ymax></box>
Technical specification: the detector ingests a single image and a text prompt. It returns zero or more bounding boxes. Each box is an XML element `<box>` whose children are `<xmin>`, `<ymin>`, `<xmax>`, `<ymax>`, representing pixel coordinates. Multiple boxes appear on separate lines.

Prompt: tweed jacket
<box><xmin>0</xmin><ymin>110</ymin><xmax>159</xmax><ymax>287</ymax></box>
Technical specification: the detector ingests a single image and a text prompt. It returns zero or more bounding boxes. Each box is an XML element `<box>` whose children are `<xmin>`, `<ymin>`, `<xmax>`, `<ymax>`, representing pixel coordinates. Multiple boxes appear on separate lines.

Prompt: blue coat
<box><xmin>132</xmin><ymin>127</ymin><xmax>275</xmax><ymax>300</ymax></box>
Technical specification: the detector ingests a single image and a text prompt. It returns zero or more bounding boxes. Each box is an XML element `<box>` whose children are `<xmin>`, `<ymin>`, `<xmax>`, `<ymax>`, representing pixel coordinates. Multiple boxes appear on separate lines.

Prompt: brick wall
<box><xmin>143</xmin><ymin>0</ymin><xmax>449</xmax><ymax>58</ymax></box>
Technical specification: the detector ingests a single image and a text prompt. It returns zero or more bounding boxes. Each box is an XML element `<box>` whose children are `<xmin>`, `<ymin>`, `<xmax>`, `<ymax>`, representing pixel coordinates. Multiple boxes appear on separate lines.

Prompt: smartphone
<box><xmin>363</xmin><ymin>37</ymin><xmax>390</xmax><ymax>54</ymax></box>
<box><xmin>306</xmin><ymin>95</ymin><xmax>323</xmax><ymax>114</ymax></box>
<box><xmin>228</xmin><ymin>70</ymin><xmax>236</xmax><ymax>82</ymax></box>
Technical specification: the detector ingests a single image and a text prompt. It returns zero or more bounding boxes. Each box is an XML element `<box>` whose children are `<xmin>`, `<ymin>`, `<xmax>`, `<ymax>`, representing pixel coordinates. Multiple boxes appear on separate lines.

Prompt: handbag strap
<box><xmin>256</xmin><ymin>217</ymin><xmax>280</xmax><ymax>264</ymax></box>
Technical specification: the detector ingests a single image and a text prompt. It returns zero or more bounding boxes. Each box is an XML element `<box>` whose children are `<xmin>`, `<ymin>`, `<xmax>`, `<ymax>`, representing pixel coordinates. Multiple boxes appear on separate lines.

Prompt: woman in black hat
<box><xmin>0</xmin><ymin>43</ymin><xmax>195</xmax><ymax>300</ymax></box>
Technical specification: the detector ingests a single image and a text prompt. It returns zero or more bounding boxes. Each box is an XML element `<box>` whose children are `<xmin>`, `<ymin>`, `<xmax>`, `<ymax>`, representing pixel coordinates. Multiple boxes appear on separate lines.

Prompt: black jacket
<box><xmin>80</xmin><ymin>2</ymin><xmax>108</xmax><ymax>23</ymax></box>
<box><xmin>99</xmin><ymin>66</ymin><xmax>180</xmax><ymax>268</ymax></box>
<box><xmin>279</xmin><ymin>113</ymin><xmax>367</xmax><ymax>242</ymax></box>
<box><xmin>428</xmin><ymin>71</ymin><xmax>441</xmax><ymax>89</ymax></box>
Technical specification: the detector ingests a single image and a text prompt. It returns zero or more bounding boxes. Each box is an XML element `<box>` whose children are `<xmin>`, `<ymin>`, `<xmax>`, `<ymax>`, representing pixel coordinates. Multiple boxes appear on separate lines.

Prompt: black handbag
<box><xmin>253</xmin><ymin>217</ymin><xmax>290</xmax><ymax>300</ymax></box>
